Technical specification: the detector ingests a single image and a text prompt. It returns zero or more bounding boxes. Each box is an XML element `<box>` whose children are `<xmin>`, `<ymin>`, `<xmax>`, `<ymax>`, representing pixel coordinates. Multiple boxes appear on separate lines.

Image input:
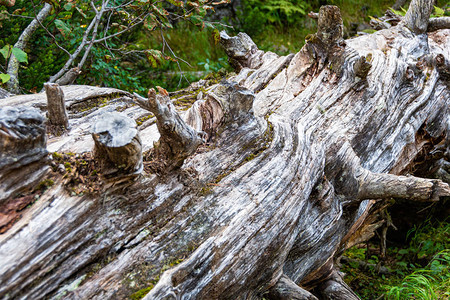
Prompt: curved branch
<box><xmin>428</xmin><ymin>17</ymin><xmax>450</xmax><ymax>32</ymax></box>
<box><xmin>6</xmin><ymin>3</ymin><xmax>52</xmax><ymax>93</ymax></box>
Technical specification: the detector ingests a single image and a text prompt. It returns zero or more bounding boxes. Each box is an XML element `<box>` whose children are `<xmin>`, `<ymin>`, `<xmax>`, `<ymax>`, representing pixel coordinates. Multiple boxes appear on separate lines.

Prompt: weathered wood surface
<box><xmin>45</xmin><ymin>83</ymin><xmax>69</xmax><ymax>128</ymax></box>
<box><xmin>92</xmin><ymin>112</ymin><xmax>143</xmax><ymax>179</ymax></box>
<box><xmin>0</xmin><ymin>106</ymin><xmax>48</xmax><ymax>204</ymax></box>
<box><xmin>0</xmin><ymin>1</ymin><xmax>449</xmax><ymax>299</ymax></box>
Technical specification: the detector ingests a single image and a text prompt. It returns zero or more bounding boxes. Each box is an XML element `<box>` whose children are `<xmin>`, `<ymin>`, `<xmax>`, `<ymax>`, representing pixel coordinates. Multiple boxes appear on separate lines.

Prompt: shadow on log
<box><xmin>0</xmin><ymin>0</ymin><xmax>449</xmax><ymax>299</ymax></box>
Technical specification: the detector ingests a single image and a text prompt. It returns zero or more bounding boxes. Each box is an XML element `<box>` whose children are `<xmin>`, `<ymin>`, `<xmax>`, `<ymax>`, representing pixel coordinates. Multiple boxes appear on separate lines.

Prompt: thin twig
<box><xmin>30</xmin><ymin>0</ymin><xmax>71</xmax><ymax>57</ymax></box>
<box><xmin>92</xmin><ymin>11</ymin><xmax>150</xmax><ymax>43</ymax></box>
<box><xmin>2</xmin><ymin>11</ymin><xmax>34</xmax><ymax>19</ymax></box>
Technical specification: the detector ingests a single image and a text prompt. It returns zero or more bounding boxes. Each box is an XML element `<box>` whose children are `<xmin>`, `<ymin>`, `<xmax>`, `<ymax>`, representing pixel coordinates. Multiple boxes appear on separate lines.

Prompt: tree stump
<box><xmin>91</xmin><ymin>112</ymin><xmax>142</xmax><ymax>179</ymax></box>
<box><xmin>44</xmin><ymin>83</ymin><xmax>69</xmax><ymax>129</ymax></box>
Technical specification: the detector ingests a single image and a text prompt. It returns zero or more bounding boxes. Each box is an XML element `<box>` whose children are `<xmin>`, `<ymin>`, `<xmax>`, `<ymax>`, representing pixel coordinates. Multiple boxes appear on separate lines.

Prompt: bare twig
<box><xmin>29</xmin><ymin>0</ymin><xmax>71</xmax><ymax>57</ymax></box>
<box><xmin>6</xmin><ymin>2</ymin><xmax>52</xmax><ymax>93</ymax></box>
<box><xmin>77</xmin><ymin>0</ymin><xmax>111</xmax><ymax>70</ymax></box>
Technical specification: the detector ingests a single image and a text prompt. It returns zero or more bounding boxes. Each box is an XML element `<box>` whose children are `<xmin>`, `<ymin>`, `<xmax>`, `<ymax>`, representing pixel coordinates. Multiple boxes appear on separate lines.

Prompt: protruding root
<box><xmin>267</xmin><ymin>274</ymin><xmax>318</xmax><ymax>300</ymax></box>
<box><xmin>428</xmin><ymin>17</ymin><xmax>450</xmax><ymax>32</ymax></box>
<box><xmin>44</xmin><ymin>83</ymin><xmax>68</xmax><ymax>129</ymax></box>
<box><xmin>220</xmin><ymin>31</ymin><xmax>265</xmax><ymax>71</ymax></box>
<box><xmin>358</xmin><ymin>172</ymin><xmax>450</xmax><ymax>202</ymax></box>
<box><xmin>316</xmin><ymin>270</ymin><xmax>360</xmax><ymax>300</ymax></box>
<box><xmin>134</xmin><ymin>87</ymin><xmax>203</xmax><ymax>172</ymax></box>
<box><xmin>91</xmin><ymin>112</ymin><xmax>142</xmax><ymax>179</ymax></box>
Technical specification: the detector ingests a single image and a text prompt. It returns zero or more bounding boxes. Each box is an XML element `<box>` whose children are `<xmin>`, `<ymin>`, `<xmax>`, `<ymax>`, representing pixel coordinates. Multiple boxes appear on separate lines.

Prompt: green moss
<box><xmin>129</xmin><ymin>285</ymin><xmax>154</xmax><ymax>300</ymax></box>
<box><xmin>52</xmin><ymin>152</ymin><xmax>64</xmax><ymax>160</ymax></box>
<box><xmin>199</xmin><ymin>186</ymin><xmax>213</xmax><ymax>196</ymax></box>
<box><xmin>36</xmin><ymin>179</ymin><xmax>55</xmax><ymax>190</ymax></box>
<box><xmin>305</xmin><ymin>33</ymin><xmax>319</xmax><ymax>44</ymax></box>
<box><xmin>136</xmin><ymin>114</ymin><xmax>154</xmax><ymax>126</ymax></box>
<box><xmin>317</xmin><ymin>104</ymin><xmax>326</xmax><ymax>114</ymax></box>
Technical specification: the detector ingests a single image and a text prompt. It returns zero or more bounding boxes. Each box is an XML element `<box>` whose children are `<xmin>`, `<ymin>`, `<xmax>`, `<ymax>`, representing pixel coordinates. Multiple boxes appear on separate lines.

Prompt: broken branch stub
<box><xmin>220</xmin><ymin>31</ymin><xmax>265</xmax><ymax>71</ymax></box>
<box><xmin>185</xmin><ymin>81</ymin><xmax>256</xmax><ymax>140</ymax></box>
<box><xmin>91</xmin><ymin>112</ymin><xmax>142</xmax><ymax>179</ymax></box>
<box><xmin>0</xmin><ymin>106</ymin><xmax>48</xmax><ymax>203</ymax></box>
<box><xmin>403</xmin><ymin>0</ymin><xmax>434</xmax><ymax>34</ymax></box>
<box><xmin>134</xmin><ymin>87</ymin><xmax>203</xmax><ymax>171</ymax></box>
<box><xmin>54</xmin><ymin>67</ymin><xmax>81</xmax><ymax>86</ymax></box>
<box><xmin>44</xmin><ymin>83</ymin><xmax>69</xmax><ymax>129</ymax></box>
<box><xmin>305</xmin><ymin>5</ymin><xmax>345</xmax><ymax>72</ymax></box>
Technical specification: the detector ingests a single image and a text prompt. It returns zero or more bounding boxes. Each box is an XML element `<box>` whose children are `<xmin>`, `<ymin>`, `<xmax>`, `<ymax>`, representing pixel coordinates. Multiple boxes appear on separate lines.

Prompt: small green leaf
<box><xmin>64</xmin><ymin>3</ymin><xmax>74</xmax><ymax>11</ymax></box>
<box><xmin>0</xmin><ymin>45</ymin><xmax>11</xmax><ymax>60</ymax></box>
<box><xmin>167</xmin><ymin>0</ymin><xmax>183</xmax><ymax>7</ymax></box>
<box><xmin>212</xmin><ymin>29</ymin><xmax>220</xmax><ymax>44</ymax></box>
<box><xmin>145</xmin><ymin>49</ymin><xmax>164</xmax><ymax>68</ymax></box>
<box><xmin>11</xmin><ymin>47</ymin><xmax>28</xmax><ymax>63</ymax></box>
<box><xmin>0</xmin><ymin>73</ymin><xmax>10</xmax><ymax>83</ymax></box>
<box><xmin>76</xmin><ymin>7</ymin><xmax>87</xmax><ymax>18</ymax></box>
<box><xmin>54</xmin><ymin>19</ymin><xmax>72</xmax><ymax>37</ymax></box>
<box><xmin>144</xmin><ymin>15</ymin><xmax>158</xmax><ymax>31</ymax></box>
<box><xmin>433</xmin><ymin>6</ymin><xmax>444</xmax><ymax>17</ymax></box>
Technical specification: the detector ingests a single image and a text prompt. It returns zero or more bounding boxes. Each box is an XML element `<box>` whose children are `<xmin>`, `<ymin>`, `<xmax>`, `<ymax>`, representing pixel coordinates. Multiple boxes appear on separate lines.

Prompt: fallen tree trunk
<box><xmin>0</xmin><ymin>1</ymin><xmax>449</xmax><ymax>299</ymax></box>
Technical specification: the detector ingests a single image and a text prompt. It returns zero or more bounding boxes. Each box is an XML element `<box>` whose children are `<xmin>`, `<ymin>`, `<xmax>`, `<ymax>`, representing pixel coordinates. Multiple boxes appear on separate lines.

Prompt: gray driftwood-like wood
<box><xmin>428</xmin><ymin>17</ymin><xmax>450</xmax><ymax>32</ymax></box>
<box><xmin>267</xmin><ymin>275</ymin><xmax>318</xmax><ymax>300</ymax></box>
<box><xmin>0</xmin><ymin>1</ymin><xmax>449</xmax><ymax>299</ymax></box>
<box><xmin>92</xmin><ymin>112</ymin><xmax>142</xmax><ymax>179</ymax></box>
<box><xmin>55</xmin><ymin>67</ymin><xmax>81</xmax><ymax>86</ymax></box>
<box><xmin>134</xmin><ymin>87</ymin><xmax>203</xmax><ymax>171</ymax></box>
<box><xmin>0</xmin><ymin>106</ymin><xmax>48</xmax><ymax>204</ymax></box>
<box><xmin>316</xmin><ymin>271</ymin><xmax>360</xmax><ymax>300</ymax></box>
<box><xmin>45</xmin><ymin>83</ymin><xmax>69</xmax><ymax>128</ymax></box>
<box><xmin>0</xmin><ymin>88</ymin><xmax>12</xmax><ymax>99</ymax></box>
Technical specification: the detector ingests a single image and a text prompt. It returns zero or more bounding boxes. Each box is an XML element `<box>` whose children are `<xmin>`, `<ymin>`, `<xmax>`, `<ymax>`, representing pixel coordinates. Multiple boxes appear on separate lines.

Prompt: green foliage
<box><xmin>386</xmin><ymin>251</ymin><xmax>450</xmax><ymax>300</ymax></box>
<box><xmin>129</xmin><ymin>285</ymin><xmax>154</xmax><ymax>300</ymax></box>
<box><xmin>0</xmin><ymin>0</ymin><xmax>230</xmax><ymax>93</ymax></box>
<box><xmin>198</xmin><ymin>57</ymin><xmax>226</xmax><ymax>73</ymax></box>
<box><xmin>341</xmin><ymin>219</ymin><xmax>450</xmax><ymax>299</ymax></box>
<box><xmin>389</xmin><ymin>7</ymin><xmax>407</xmax><ymax>17</ymax></box>
<box><xmin>0</xmin><ymin>73</ymin><xmax>10</xmax><ymax>83</ymax></box>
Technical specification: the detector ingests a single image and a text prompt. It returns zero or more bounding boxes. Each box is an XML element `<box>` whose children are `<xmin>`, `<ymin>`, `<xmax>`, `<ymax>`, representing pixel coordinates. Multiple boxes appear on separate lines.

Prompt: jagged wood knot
<box><xmin>134</xmin><ymin>86</ymin><xmax>204</xmax><ymax>173</ymax></box>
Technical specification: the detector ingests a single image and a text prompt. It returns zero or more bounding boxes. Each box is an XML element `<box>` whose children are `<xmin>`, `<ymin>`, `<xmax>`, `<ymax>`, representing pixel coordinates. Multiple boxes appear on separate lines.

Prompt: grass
<box><xmin>386</xmin><ymin>250</ymin><xmax>450</xmax><ymax>300</ymax></box>
<box><xmin>341</xmin><ymin>219</ymin><xmax>450</xmax><ymax>299</ymax></box>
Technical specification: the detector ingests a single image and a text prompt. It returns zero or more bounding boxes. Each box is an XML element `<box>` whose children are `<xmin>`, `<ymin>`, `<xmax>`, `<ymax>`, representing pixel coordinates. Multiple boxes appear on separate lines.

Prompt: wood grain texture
<box><xmin>0</xmin><ymin>3</ymin><xmax>449</xmax><ymax>300</ymax></box>
<box><xmin>45</xmin><ymin>83</ymin><xmax>69</xmax><ymax>128</ymax></box>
